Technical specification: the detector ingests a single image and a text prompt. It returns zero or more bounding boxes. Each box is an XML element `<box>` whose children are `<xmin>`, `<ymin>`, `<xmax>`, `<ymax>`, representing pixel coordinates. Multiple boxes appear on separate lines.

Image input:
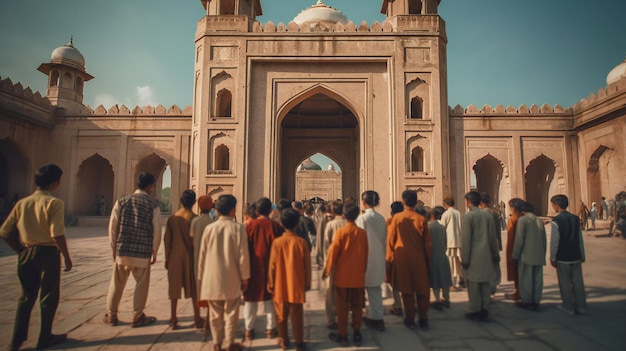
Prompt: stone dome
<box><xmin>50</xmin><ymin>38</ymin><xmax>85</xmax><ymax>69</ymax></box>
<box><xmin>607</xmin><ymin>57</ymin><xmax>626</xmax><ymax>85</ymax></box>
<box><xmin>293</xmin><ymin>0</ymin><xmax>349</xmax><ymax>26</ymax></box>
<box><xmin>300</xmin><ymin>157</ymin><xmax>322</xmax><ymax>171</ymax></box>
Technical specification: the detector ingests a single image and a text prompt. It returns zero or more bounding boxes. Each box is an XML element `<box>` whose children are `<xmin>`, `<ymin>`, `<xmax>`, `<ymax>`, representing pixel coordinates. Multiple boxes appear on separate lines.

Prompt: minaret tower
<box><xmin>37</xmin><ymin>38</ymin><xmax>93</xmax><ymax>112</ymax></box>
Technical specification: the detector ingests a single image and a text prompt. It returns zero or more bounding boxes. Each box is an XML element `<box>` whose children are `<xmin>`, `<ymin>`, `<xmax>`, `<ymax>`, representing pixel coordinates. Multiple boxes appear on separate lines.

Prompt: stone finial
<box><xmin>529</xmin><ymin>104</ymin><xmax>540</xmax><ymax>114</ymax></box>
<box><xmin>371</xmin><ymin>21</ymin><xmax>383</xmax><ymax>32</ymax></box>
<box><xmin>480</xmin><ymin>104</ymin><xmax>492</xmax><ymax>113</ymax></box>
<box><xmin>264</xmin><ymin>21</ymin><xmax>276</xmax><ymax>32</ymax></box>
<box><xmin>345</xmin><ymin>21</ymin><xmax>357</xmax><ymax>32</ymax></box>
<box><xmin>155</xmin><ymin>104</ymin><xmax>166</xmax><ymax>114</ymax></box>
<box><xmin>505</xmin><ymin>105</ymin><xmax>517</xmax><ymax>113</ymax></box>
<box><xmin>168</xmin><ymin>105</ymin><xmax>182</xmax><ymax>115</ymax></box>
<box><xmin>540</xmin><ymin>104</ymin><xmax>553</xmax><ymax>113</ymax></box>
<box><xmin>277</xmin><ymin>22</ymin><xmax>287</xmax><ymax>32</ymax></box>
<box><xmin>94</xmin><ymin>105</ymin><xmax>107</xmax><ymax>114</ymax></box>
<box><xmin>494</xmin><ymin>104</ymin><xmax>505</xmax><ymax>113</ymax></box>
<box><xmin>288</xmin><ymin>21</ymin><xmax>299</xmax><ymax>32</ymax></box>
<box><xmin>132</xmin><ymin>106</ymin><xmax>143</xmax><ymax>115</ymax></box>
<box><xmin>358</xmin><ymin>21</ymin><xmax>369</xmax><ymax>32</ymax></box>
<box><xmin>518</xmin><ymin>104</ymin><xmax>530</xmax><ymax>114</ymax></box>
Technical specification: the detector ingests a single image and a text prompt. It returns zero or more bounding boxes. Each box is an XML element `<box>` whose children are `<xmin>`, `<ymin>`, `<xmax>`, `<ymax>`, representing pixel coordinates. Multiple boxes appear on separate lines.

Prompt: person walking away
<box><xmin>441</xmin><ymin>196</ymin><xmax>464</xmax><ymax>290</ymax></box>
<box><xmin>324</xmin><ymin>202</ymin><xmax>369</xmax><ymax>346</ymax></box>
<box><xmin>292</xmin><ymin>201</ymin><xmax>314</xmax><ymax>251</ymax></box>
<box><xmin>505</xmin><ymin>198</ymin><xmax>524</xmax><ymax>301</ymax></box>
<box><xmin>190</xmin><ymin>195</ymin><xmax>214</xmax><ymax>329</ymax></box>
<box><xmin>267</xmin><ymin>208</ymin><xmax>311</xmax><ymax>351</ymax></box>
<box><xmin>1</xmin><ymin>164</ymin><xmax>72</xmax><ymax>351</ymax></box>
<box><xmin>387</xmin><ymin>190</ymin><xmax>432</xmax><ymax>331</ymax></box>
<box><xmin>322</xmin><ymin>201</ymin><xmax>346</xmax><ymax>330</ymax></box>
<box><xmin>601</xmin><ymin>196</ymin><xmax>609</xmax><ymax>220</ymax></box>
<box><xmin>512</xmin><ymin>201</ymin><xmax>546</xmax><ymax>311</ymax></box>
<box><xmin>386</xmin><ymin>201</ymin><xmax>404</xmax><ymax>317</ymax></box>
<box><xmin>164</xmin><ymin>190</ymin><xmax>203</xmax><ymax>329</ymax></box>
<box><xmin>589</xmin><ymin>202</ymin><xmax>597</xmax><ymax>230</ymax></box>
<box><xmin>479</xmin><ymin>193</ymin><xmax>503</xmax><ymax>297</ymax></box>
<box><xmin>356</xmin><ymin>191</ymin><xmax>387</xmax><ymax>332</ymax></box>
<box><xmin>243</xmin><ymin>197</ymin><xmax>282</xmax><ymax>340</ymax></box>
<box><xmin>198</xmin><ymin>195</ymin><xmax>250</xmax><ymax>351</ymax></box>
<box><xmin>428</xmin><ymin>206</ymin><xmax>452</xmax><ymax>311</ymax></box>
<box><xmin>550</xmin><ymin>195</ymin><xmax>587</xmax><ymax>316</ymax></box>
<box><xmin>104</xmin><ymin>172</ymin><xmax>161</xmax><ymax>328</ymax></box>
<box><xmin>577</xmin><ymin>201</ymin><xmax>589</xmax><ymax>230</ymax></box>
<box><xmin>461</xmin><ymin>191</ymin><xmax>499</xmax><ymax>322</ymax></box>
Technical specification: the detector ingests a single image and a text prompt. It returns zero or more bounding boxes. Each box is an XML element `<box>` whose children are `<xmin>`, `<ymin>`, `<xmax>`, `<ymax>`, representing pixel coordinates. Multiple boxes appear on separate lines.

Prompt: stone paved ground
<box><xmin>1</xmin><ymin>219</ymin><xmax>625</xmax><ymax>351</ymax></box>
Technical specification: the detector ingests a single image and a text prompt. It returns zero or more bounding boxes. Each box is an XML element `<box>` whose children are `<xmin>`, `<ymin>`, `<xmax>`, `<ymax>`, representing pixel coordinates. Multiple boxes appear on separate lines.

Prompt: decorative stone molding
<box><xmin>448</xmin><ymin>102</ymin><xmax>574</xmax><ymax>116</ymax></box>
<box><xmin>89</xmin><ymin>103</ymin><xmax>192</xmax><ymax>116</ymax></box>
<box><xmin>250</xmin><ymin>20</ymin><xmax>394</xmax><ymax>33</ymax></box>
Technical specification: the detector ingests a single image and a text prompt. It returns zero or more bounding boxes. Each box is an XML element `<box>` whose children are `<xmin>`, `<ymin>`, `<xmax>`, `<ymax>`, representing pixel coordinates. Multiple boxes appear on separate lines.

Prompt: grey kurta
<box><xmin>428</xmin><ymin>220</ymin><xmax>452</xmax><ymax>290</ymax></box>
<box><xmin>512</xmin><ymin>212</ymin><xmax>546</xmax><ymax>266</ymax></box>
<box><xmin>461</xmin><ymin>206</ymin><xmax>499</xmax><ymax>283</ymax></box>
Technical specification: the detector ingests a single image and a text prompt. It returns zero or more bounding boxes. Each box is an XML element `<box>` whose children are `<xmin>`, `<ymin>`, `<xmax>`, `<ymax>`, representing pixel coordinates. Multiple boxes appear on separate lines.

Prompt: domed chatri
<box><xmin>607</xmin><ymin>57</ymin><xmax>626</xmax><ymax>85</ymax></box>
<box><xmin>293</xmin><ymin>0</ymin><xmax>349</xmax><ymax>27</ymax></box>
<box><xmin>299</xmin><ymin>157</ymin><xmax>323</xmax><ymax>171</ymax></box>
<box><xmin>50</xmin><ymin>37</ymin><xmax>86</xmax><ymax>70</ymax></box>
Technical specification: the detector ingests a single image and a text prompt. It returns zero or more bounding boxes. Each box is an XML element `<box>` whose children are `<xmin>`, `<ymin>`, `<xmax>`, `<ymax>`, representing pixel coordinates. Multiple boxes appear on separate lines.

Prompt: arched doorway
<box><xmin>279</xmin><ymin>92</ymin><xmax>359</xmax><ymax>201</ymax></box>
<box><xmin>525</xmin><ymin>154</ymin><xmax>556</xmax><ymax>216</ymax></box>
<box><xmin>75</xmin><ymin>154</ymin><xmax>114</xmax><ymax>216</ymax></box>
<box><xmin>473</xmin><ymin>154</ymin><xmax>504</xmax><ymax>208</ymax></box>
<box><xmin>0</xmin><ymin>138</ymin><xmax>29</xmax><ymax>217</ymax></box>
<box><xmin>135</xmin><ymin>153</ymin><xmax>170</xmax><ymax>212</ymax></box>
<box><xmin>295</xmin><ymin>153</ymin><xmax>342</xmax><ymax>202</ymax></box>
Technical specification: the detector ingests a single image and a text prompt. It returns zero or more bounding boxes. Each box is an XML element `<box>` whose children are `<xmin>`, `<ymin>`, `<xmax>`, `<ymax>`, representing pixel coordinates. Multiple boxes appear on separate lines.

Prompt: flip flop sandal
<box><xmin>103</xmin><ymin>314</ymin><xmax>118</xmax><ymax>326</ymax></box>
<box><xmin>169</xmin><ymin>319</ymin><xmax>179</xmax><ymax>330</ymax></box>
<box><xmin>131</xmin><ymin>314</ymin><xmax>157</xmax><ymax>328</ymax></box>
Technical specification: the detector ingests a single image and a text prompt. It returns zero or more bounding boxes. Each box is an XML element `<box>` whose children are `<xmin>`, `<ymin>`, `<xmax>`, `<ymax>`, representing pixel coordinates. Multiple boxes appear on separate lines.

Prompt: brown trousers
<box><xmin>274</xmin><ymin>301</ymin><xmax>304</xmax><ymax>344</ymax></box>
<box><xmin>335</xmin><ymin>287</ymin><xmax>364</xmax><ymax>336</ymax></box>
<box><xmin>401</xmin><ymin>293</ymin><xmax>429</xmax><ymax>321</ymax></box>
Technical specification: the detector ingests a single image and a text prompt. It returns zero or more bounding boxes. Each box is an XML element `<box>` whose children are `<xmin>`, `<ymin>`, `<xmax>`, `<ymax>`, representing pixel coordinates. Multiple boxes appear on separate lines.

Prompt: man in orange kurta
<box><xmin>324</xmin><ymin>203</ymin><xmax>369</xmax><ymax>347</ymax></box>
<box><xmin>164</xmin><ymin>190</ymin><xmax>201</xmax><ymax>329</ymax></box>
<box><xmin>505</xmin><ymin>198</ymin><xmax>524</xmax><ymax>301</ymax></box>
<box><xmin>386</xmin><ymin>190</ymin><xmax>432</xmax><ymax>331</ymax></box>
<box><xmin>267</xmin><ymin>209</ymin><xmax>311</xmax><ymax>351</ymax></box>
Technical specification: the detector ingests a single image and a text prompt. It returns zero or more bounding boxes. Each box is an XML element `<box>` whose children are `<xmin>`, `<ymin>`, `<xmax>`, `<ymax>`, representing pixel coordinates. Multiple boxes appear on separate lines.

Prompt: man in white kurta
<box><xmin>198</xmin><ymin>195</ymin><xmax>250</xmax><ymax>351</ymax></box>
<box><xmin>441</xmin><ymin>197</ymin><xmax>463</xmax><ymax>288</ymax></box>
<box><xmin>355</xmin><ymin>191</ymin><xmax>387</xmax><ymax>332</ymax></box>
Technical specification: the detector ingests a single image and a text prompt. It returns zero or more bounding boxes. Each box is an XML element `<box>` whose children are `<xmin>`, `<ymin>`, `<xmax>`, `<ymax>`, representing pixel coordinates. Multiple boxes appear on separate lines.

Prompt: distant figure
<box><xmin>577</xmin><ymin>201</ymin><xmax>589</xmax><ymax>230</ymax></box>
<box><xmin>589</xmin><ymin>202</ymin><xmax>597</xmax><ymax>230</ymax></box>
<box><xmin>600</xmin><ymin>196</ymin><xmax>608</xmax><ymax>220</ymax></box>
<box><xmin>105</xmin><ymin>172</ymin><xmax>161</xmax><ymax>328</ymax></box>
<box><xmin>97</xmin><ymin>195</ymin><xmax>108</xmax><ymax>216</ymax></box>
<box><xmin>0</xmin><ymin>164</ymin><xmax>72</xmax><ymax>351</ymax></box>
<box><xmin>268</xmin><ymin>208</ymin><xmax>311</xmax><ymax>351</ymax></box>
<box><xmin>292</xmin><ymin>201</ymin><xmax>314</xmax><ymax>250</ymax></box>
<box><xmin>550</xmin><ymin>195</ymin><xmax>587</xmax><ymax>316</ymax></box>
<box><xmin>505</xmin><ymin>198</ymin><xmax>524</xmax><ymax>301</ymax></box>
<box><xmin>386</xmin><ymin>201</ymin><xmax>405</xmax><ymax>317</ymax></box>
<box><xmin>512</xmin><ymin>201</ymin><xmax>546</xmax><ymax>311</ymax></box>
<box><xmin>322</xmin><ymin>201</ymin><xmax>346</xmax><ymax>330</ymax></box>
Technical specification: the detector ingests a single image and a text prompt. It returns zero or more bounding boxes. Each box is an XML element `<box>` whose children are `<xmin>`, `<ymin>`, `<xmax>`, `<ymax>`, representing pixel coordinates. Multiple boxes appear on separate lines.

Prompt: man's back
<box><xmin>513</xmin><ymin>213</ymin><xmax>547</xmax><ymax>266</ymax></box>
<box><xmin>461</xmin><ymin>207</ymin><xmax>498</xmax><ymax>282</ymax></box>
<box><xmin>441</xmin><ymin>207</ymin><xmax>462</xmax><ymax>248</ymax></box>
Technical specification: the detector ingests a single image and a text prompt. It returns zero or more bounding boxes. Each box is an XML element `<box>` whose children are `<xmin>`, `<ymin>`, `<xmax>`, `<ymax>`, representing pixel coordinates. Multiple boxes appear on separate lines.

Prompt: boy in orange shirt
<box><xmin>323</xmin><ymin>202</ymin><xmax>369</xmax><ymax>347</ymax></box>
<box><xmin>267</xmin><ymin>208</ymin><xmax>311</xmax><ymax>351</ymax></box>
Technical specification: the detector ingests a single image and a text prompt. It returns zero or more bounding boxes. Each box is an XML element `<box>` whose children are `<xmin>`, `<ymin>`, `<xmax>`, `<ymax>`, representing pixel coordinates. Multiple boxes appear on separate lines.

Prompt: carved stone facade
<box><xmin>0</xmin><ymin>1</ymin><xmax>624</xmax><ymax>218</ymax></box>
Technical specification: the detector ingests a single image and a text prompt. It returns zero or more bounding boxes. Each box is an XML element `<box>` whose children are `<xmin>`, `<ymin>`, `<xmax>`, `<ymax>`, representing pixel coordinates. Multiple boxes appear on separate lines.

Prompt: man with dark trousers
<box><xmin>1</xmin><ymin>164</ymin><xmax>73</xmax><ymax>351</ymax></box>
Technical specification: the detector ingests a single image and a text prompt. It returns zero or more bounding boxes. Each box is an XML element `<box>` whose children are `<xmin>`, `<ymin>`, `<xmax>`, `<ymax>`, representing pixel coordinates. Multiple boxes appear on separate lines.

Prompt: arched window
<box><xmin>75</xmin><ymin>77</ymin><xmax>83</xmax><ymax>93</ymax></box>
<box><xmin>50</xmin><ymin>71</ymin><xmax>59</xmax><ymax>87</ymax></box>
<box><xmin>410</xmin><ymin>96</ymin><xmax>423</xmax><ymax>119</ymax></box>
<box><xmin>216</xmin><ymin>89</ymin><xmax>232</xmax><ymax>117</ymax></box>
<box><xmin>215</xmin><ymin>144</ymin><xmax>230</xmax><ymax>170</ymax></box>
<box><xmin>220</xmin><ymin>0</ymin><xmax>235</xmax><ymax>15</ymax></box>
<box><xmin>411</xmin><ymin>146</ymin><xmax>424</xmax><ymax>172</ymax></box>
<box><xmin>62</xmin><ymin>72</ymin><xmax>73</xmax><ymax>88</ymax></box>
<box><xmin>409</xmin><ymin>0</ymin><xmax>423</xmax><ymax>14</ymax></box>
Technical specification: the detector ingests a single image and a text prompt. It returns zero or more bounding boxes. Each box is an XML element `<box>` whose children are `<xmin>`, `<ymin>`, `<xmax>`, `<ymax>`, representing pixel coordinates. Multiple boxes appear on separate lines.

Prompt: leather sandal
<box><xmin>131</xmin><ymin>313</ymin><xmax>157</xmax><ymax>328</ymax></box>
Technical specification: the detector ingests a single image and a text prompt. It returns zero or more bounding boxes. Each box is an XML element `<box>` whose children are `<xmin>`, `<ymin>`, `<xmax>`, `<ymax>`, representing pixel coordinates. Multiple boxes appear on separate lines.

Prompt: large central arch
<box><xmin>278</xmin><ymin>90</ymin><xmax>360</xmax><ymax>201</ymax></box>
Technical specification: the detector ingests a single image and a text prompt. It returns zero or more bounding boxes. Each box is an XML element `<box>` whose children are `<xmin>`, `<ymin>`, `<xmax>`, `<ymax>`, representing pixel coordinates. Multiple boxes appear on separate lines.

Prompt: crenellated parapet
<box><xmin>448</xmin><ymin>103</ymin><xmax>572</xmax><ymax>117</ymax></box>
<box><xmin>0</xmin><ymin>76</ymin><xmax>51</xmax><ymax>108</ymax></box>
<box><xmin>571</xmin><ymin>77</ymin><xmax>626</xmax><ymax>113</ymax></box>
<box><xmin>89</xmin><ymin>104</ymin><xmax>192</xmax><ymax>116</ymax></box>
<box><xmin>0</xmin><ymin>76</ymin><xmax>56</xmax><ymax>127</ymax></box>
<box><xmin>251</xmin><ymin>20</ymin><xmax>394</xmax><ymax>33</ymax></box>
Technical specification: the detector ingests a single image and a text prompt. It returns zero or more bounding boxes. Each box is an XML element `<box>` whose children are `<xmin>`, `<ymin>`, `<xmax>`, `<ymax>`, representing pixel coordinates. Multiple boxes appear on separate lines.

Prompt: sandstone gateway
<box><xmin>1</xmin><ymin>0</ymin><xmax>624</xmax><ymax>219</ymax></box>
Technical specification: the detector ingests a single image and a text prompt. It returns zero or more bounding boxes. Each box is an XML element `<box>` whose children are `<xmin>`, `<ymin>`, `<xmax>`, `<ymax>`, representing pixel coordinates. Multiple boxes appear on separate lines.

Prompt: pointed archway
<box><xmin>525</xmin><ymin>154</ymin><xmax>556</xmax><ymax>216</ymax></box>
<box><xmin>135</xmin><ymin>153</ymin><xmax>170</xmax><ymax>212</ymax></box>
<box><xmin>473</xmin><ymin>154</ymin><xmax>505</xmax><ymax>208</ymax></box>
<box><xmin>75</xmin><ymin>154</ymin><xmax>114</xmax><ymax>215</ymax></box>
<box><xmin>295</xmin><ymin>153</ymin><xmax>343</xmax><ymax>202</ymax></box>
<box><xmin>279</xmin><ymin>91</ymin><xmax>359</xmax><ymax>201</ymax></box>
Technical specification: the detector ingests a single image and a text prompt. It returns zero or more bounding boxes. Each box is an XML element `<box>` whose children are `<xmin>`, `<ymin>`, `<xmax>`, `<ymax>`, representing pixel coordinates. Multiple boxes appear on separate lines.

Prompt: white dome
<box><xmin>50</xmin><ymin>38</ymin><xmax>85</xmax><ymax>69</ymax></box>
<box><xmin>606</xmin><ymin>57</ymin><xmax>626</xmax><ymax>85</ymax></box>
<box><xmin>293</xmin><ymin>1</ymin><xmax>349</xmax><ymax>26</ymax></box>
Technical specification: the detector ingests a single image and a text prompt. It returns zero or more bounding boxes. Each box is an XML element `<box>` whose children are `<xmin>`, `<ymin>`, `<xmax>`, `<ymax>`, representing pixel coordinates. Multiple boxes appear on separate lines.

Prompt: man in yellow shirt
<box><xmin>0</xmin><ymin>164</ymin><xmax>73</xmax><ymax>351</ymax></box>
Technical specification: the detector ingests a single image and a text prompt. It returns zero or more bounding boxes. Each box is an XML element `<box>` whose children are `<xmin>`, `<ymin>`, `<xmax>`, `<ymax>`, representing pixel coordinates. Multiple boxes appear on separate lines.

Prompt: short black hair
<box><xmin>480</xmin><ymin>192</ymin><xmax>491</xmax><ymax>205</ymax></box>
<box><xmin>402</xmin><ymin>190</ymin><xmax>418</xmax><ymax>208</ymax></box>
<box><xmin>415</xmin><ymin>206</ymin><xmax>428</xmax><ymax>217</ymax></box>
<box><xmin>361</xmin><ymin>190</ymin><xmax>380</xmax><ymax>207</ymax></box>
<box><xmin>343</xmin><ymin>202</ymin><xmax>360</xmax><ymax>221</ymax></box>
<box><xmin>277</xmin><ymin>198</ymin><xmax>292</xmax><ymax>212</ymax></box>
<box><xmin>390</xmin><ymin>201</ymin><xmax>403</xmax><ymax>215</ymax></box>
<box><xmin>137</xmin><ymin>172</ymin><xmax>156</xmax><ymax>190</ymax></box>
<box><xmin>550</xmin><ymin>194</ymin><xmax>569</xmax><ymax>210</ymax></box>
<box><xmin>280</xmin><ymin>208</ymin><xmax>300</xmax><ymax>231</ymax></box>
<box><xmin>432</xmin><ymin>206</ymin><xmax>445</xmax><ymax>220</ymax></box>
<box><xmin>443</xmin><ymin>196</ymin><xmax>455</xmax><ymax>207</ymax></box>
<box><xmin>180</xmin><ymin>190</ymin><xmax>196</xmax><ymax>208</ymax></box>
<box><xmin>246</xmin><ymin>203</ymin><xmax>257</xmax><ymax>219</ymax></box>
<box><xmin>216</xmin><ymin>194</ymin><xmax>237</xmax><ymax>215</ymax></box>
<box><xmin>331</xmin><ymin>201</ymin><xmax>343</xmax><ymax>215</ymax></box>
<box><xmin>292</xmin><ymin>201</ymin><xmax>303</xmax><ymax>210</ymax></box>
<box><xmin>344</xmin><ymin>196</ymin><xmax>357</xmax><ymax>204</ymax></box>
<box><xmin>464</xmin><ymin>191</ymin><xmax>481</xmax><ymax>207</ymax></box>
<box><xmin>520</xmin><ymin>201</ymin><xmax>534</xmax><ymax>214</ymax></box>
<box><xmin>256</xmin><ymin>197</ymin><xmax>272</xmax><ymax>216</ymax></box>
<box><xmin>35</xmin><ymin>164</ymin><xmax>63</xmax><ymax>189</ymax></box>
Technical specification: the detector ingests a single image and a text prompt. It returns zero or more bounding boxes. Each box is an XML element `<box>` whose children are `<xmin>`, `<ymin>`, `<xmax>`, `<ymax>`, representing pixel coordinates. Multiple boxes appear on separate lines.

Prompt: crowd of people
<box><xmin>2</xmin><ymin>164</ymin><xmax>625</xmax><ymax>351</ymax></box>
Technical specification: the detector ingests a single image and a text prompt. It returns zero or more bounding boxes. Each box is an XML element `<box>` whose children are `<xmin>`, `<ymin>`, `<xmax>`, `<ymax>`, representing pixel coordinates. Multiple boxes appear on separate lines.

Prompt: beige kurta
<box><xmin>164</xmin><ymin>207</ymin><xmax>197</xmax><ymax>299</ymax></box>
<box><xmin>190</xmin><ymin>213</ymin><xmax>214</xmax><ymax>278</ymax></box>
<box><xmin>198</xmin><ymin>216</ymin><xmax>250</xmax><ymax>301</ymax></box>
<box><xmin>461</xmin><ymin>206</ymin><xmax>499</xmax><ymax>282</ymax></box>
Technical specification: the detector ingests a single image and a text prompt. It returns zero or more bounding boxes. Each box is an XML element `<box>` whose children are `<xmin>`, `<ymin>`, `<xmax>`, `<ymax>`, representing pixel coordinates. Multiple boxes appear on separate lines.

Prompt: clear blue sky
<box><xmin>1</xmin><ymin>0</ymin><xmax>624</xmax><ymax>110</ymax></box>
